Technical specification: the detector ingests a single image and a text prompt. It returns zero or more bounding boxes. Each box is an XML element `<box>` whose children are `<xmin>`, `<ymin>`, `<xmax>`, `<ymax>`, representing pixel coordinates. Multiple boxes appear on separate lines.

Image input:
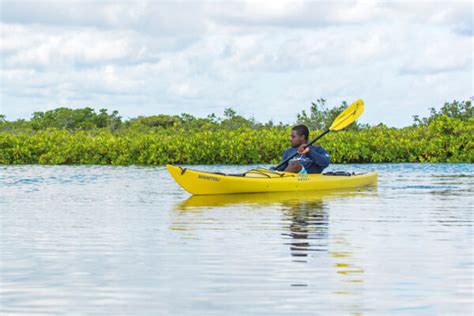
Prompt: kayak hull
<box><xmin>167</xmin><ymin>165</ymin><xmax>378</xmax><ymax>195</ymax></box>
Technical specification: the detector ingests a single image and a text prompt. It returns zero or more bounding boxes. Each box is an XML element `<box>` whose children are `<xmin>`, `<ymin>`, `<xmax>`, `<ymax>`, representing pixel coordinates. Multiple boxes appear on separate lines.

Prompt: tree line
<box><xmin>0</xmin><ymin>100</ymin><xmax>472</xmax><ymax>164</ymax></box>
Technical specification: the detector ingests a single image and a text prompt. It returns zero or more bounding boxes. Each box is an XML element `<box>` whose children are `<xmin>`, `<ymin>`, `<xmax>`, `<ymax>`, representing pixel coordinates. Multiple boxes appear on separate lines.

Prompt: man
<box><xmin>274</xmin><ymin>125</ymin><xmax>330</xmax><ymax>174</ymax></box>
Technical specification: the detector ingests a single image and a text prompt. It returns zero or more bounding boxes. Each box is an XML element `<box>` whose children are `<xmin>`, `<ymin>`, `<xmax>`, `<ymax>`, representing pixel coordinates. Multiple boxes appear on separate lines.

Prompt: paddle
<box><xmin>273</xmin><ymin>99</ymin><xmax>365</xmax><ymax>170</ymax></box>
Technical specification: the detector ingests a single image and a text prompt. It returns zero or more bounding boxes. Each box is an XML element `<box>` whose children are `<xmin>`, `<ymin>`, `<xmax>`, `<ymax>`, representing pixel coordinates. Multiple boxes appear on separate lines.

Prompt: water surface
<box><xmin>1</xmin><ymin>164</ymin><xmax>473</xmax><ymax>315</ymax></box>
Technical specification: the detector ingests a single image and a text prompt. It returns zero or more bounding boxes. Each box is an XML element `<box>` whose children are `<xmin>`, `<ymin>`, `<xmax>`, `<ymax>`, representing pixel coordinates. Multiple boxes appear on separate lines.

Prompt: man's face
<box><xmin>290</xmin><ymin>130</ymin><xmax>305</xmax><ymax>147</ymax></box>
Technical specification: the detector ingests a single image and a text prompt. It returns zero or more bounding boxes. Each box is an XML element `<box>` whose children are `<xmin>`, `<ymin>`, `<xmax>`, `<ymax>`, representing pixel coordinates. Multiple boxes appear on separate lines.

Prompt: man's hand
<box><xmin>297</xmin><ymin>144</ymin><xmax>309</xmax><ymax>154</ymax></box>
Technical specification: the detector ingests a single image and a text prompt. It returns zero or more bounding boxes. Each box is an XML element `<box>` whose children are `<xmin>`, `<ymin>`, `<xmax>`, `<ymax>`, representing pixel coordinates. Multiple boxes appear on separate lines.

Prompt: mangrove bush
<box><xmin>0</xmin><ymin>100</ymin><xmax>472</xmax><ymax>165</ymax></box>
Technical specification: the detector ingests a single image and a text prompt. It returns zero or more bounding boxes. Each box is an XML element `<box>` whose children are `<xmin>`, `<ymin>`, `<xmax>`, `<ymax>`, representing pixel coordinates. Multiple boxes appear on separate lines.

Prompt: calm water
<box><xmin>1</xmin><ymin>164</ymin><xmax>473</xmax><ymax>315</ymax></box>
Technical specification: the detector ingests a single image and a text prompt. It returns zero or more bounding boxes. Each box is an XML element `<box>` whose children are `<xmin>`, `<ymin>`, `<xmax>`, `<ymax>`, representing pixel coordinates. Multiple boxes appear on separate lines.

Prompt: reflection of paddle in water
<box><xmin>281</xmin><ymin>200</ymin><xmax>329</xmax><ymax>261</ymax></box>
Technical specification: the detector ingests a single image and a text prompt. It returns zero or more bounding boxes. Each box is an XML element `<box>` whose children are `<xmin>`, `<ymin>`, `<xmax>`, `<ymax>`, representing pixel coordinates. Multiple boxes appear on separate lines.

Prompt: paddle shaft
<box><xmin>274</xmin><ymin>129</ymin><xmax>330</xmax><ymax>170</ymax></box>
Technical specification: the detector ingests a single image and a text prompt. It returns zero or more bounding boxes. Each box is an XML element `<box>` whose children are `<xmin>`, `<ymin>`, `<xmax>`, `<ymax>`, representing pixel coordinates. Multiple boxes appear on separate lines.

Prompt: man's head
<box><xmin>290</xmin><ymin>124</ymin><xmax>309</xmax><ymax>147</ymax></box>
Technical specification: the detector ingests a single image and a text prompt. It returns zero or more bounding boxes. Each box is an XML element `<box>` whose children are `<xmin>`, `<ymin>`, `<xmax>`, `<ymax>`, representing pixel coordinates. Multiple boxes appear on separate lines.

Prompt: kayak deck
<box><xmin>167</xmin><ymin>164</ymin><xmax>378</xmax><ymax>195</ymax></box>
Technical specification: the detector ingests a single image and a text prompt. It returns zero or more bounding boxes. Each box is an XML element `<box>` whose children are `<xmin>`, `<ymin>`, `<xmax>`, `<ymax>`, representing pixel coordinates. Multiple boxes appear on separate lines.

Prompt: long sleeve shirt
<box><xmin>275</xmin><ymin>146</ymin><xmax>330</xmax><ymax>174</ymax></box>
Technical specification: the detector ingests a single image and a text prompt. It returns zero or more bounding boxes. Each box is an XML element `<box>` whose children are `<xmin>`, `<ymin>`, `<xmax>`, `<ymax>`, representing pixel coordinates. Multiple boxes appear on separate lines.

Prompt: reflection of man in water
<box><xmin>282</xmin><ymin>200</ymin><xmax>329</xmax><ymax>259</ymax></box>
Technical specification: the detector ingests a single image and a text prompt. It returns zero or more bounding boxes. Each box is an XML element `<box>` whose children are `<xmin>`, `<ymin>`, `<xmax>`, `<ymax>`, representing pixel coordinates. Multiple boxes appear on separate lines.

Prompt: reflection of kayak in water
<box><xmin>177</xmin><ymin>188</ymin><xmax>376</xmax><ymax>209</ymax></box>
<box><xmin>167</xmin><ymin>164</ymin><xmax>378</xmax><ymax>195</ymax></box>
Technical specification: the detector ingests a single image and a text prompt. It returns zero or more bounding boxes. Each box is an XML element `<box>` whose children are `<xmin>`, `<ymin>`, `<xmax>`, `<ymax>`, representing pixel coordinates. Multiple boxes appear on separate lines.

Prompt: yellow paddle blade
<box><xmin>329</xmin><ymin>99</ymin><xmax>364</xmax><ymax>131</ymax></box>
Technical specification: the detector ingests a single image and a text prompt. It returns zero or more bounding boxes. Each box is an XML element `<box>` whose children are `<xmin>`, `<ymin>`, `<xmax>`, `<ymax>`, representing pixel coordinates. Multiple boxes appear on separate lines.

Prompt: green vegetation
<box><xmin>296</xmin><ymin>98</ymin><xmax>367</xmax><ymax>131</ymax></box>
<box><xmin>0</xmin><ymin>100</ymin><xmax>472</xmax><ymax>165</ymax></box>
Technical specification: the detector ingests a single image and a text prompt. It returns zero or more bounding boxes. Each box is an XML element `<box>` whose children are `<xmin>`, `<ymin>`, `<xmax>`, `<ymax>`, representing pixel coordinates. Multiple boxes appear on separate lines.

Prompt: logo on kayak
<box><xmin>298</xmin><ymin>175</ymin><xmax>309</xmax><ymax>181</ymax></box>
<box><xmin>198</xmin><ymin>175</ymin><xmax>220</xmax><ymax>182</ymax></box>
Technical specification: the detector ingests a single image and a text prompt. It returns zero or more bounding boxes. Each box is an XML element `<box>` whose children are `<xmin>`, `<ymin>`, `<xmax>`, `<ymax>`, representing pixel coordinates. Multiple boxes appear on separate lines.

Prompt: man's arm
<box><xmin>307</xmin><ymin>146</ymin><xmax>330</xmax><ymax>168</ymax></box>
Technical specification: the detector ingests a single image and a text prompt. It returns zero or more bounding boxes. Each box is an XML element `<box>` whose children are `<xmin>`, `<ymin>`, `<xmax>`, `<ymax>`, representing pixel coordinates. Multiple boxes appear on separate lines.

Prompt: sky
<box><xmin>0</xmin><ymin>0</ymin><xmax>472</xmax><ymax>127</ymax></box>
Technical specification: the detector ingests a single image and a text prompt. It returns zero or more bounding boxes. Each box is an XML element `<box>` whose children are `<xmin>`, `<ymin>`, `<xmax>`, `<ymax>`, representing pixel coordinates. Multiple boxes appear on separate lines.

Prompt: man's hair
<box><xmin>292</xmin><ymin>124</ymin><xmax>309</xmax><ymax>141</ymax></box>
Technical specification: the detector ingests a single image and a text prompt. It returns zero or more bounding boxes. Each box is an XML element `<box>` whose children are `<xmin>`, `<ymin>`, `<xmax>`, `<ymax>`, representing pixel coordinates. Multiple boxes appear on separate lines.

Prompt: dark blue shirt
<box><xmin>275</xmin><ymin>146</ymin><xmax>330</xmax><ymax>174</ymax></box>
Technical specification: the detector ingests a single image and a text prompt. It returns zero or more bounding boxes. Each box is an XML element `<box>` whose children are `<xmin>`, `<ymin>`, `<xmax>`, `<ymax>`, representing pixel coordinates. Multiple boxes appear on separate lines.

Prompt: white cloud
<box><xmin>399</xmin><ymin>31</ymin><xmax>472</xmax><ymax>75</ymax></box>
<box><xmin>4</xmin><ymin>32</ymin><xmax>130</xmax><ymax>68</ymax></box>
<box><xmin>0</xmin><ymin>1</ymin><xmax>472</xmax><ymax>126</ymax></box>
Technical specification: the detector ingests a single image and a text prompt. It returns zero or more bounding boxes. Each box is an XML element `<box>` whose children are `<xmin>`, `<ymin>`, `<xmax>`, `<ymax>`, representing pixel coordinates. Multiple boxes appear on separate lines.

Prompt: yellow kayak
<box><xmin>167</xmin><ymin>164</ymin><xmax>377</xmax><ymax>195</ymax></box>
